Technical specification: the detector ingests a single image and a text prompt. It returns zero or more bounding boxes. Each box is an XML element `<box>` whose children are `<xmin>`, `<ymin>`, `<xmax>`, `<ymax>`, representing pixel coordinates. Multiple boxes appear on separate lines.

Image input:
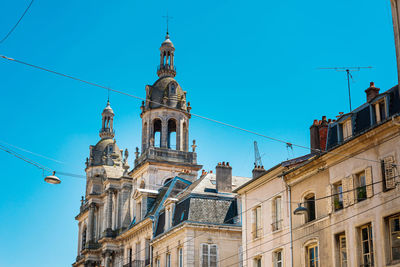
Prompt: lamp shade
<box><xmin>293</xmin><ymin>203</ymin><xmax>308</xmax><ymax>215</ymax></box>
<box><xmin>44</xmin><ymin>171</ymin><xmax>61</xmax><ymax>184</ymax></box>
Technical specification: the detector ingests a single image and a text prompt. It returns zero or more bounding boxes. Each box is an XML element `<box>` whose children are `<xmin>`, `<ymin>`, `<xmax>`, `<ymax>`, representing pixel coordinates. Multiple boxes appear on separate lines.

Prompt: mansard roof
<box><xmin>325</xmin><ymin>85</ymin><xmax>400</xmax><ymax>150</ymax></box>
<box><xmin>153</xmin><ymin>173</ymin><xmax>250</xmax><ymax>237</ymax></box>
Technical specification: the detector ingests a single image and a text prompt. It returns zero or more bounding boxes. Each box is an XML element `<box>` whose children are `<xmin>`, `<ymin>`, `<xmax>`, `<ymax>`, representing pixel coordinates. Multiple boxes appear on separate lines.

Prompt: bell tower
<box><xmin>99</xmin><ymin>100</ymin><xmax>115</xmax><ymax>139</ymax></box>
<box><xmin>130</xmin><ymin>33</ymin><xmax>202</xmax><ymax>189</ymax></box>
<box><xmin>157</xmin><ymin>33</ymin><xmax>176</xmax><ymax>78</ymax></box>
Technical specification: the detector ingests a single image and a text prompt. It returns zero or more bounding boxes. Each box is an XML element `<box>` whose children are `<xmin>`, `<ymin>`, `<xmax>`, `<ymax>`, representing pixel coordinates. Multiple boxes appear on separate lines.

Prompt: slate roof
<box><xmin>152</xmin><ymin>173</ymin><xmax>250</xmax><ymax>237</ymax></box>
<box><xmin>326</xmin><ymin>85</ymin><xmax>400</xmax><ymax>150</ymax></box>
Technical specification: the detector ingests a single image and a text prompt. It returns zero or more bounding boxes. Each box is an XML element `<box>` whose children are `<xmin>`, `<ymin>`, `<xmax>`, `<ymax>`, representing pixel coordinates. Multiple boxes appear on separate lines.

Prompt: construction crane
<box><xmin>254</xmin><ymin>141</ymin><xmax>263</xmax><ymax>167</ymax></box>
<box><xmin>318</xmin><ymin>66</ymin><xmax>373</xmax><ymax>112</ymax></box>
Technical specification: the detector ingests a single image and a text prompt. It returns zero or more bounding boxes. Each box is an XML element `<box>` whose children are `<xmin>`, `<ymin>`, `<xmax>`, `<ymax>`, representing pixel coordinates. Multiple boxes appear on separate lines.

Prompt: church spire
<box><xmin>157</xmin><ymin>32</ymin><xmax>176</xmax><ymax>78</ymax></box>
<box><xmin>99</xmin><ymin>100</ymin><xmax>115</xmax><ymax>139</ymax></box>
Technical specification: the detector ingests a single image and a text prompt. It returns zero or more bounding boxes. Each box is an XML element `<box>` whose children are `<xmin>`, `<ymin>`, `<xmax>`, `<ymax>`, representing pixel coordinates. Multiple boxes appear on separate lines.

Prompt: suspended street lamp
<box><xmin>44</xmin><ymin>171</ymin><xmax>61</xmax><ymax>184</ymax></box>
<box><xmin>293</xmin><ymin>203</ymin><xmax>308</xmax><ymax>216</ymax></box>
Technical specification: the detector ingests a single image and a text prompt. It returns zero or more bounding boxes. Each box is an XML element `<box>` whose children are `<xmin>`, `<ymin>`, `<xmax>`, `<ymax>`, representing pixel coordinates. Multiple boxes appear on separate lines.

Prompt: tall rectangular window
<box><xmin>252</xmin><ymin>206</ymin><xmax>262</xmax><ymax>238</ymax></box>
<box><xmin>307</xmin><ymin>244</ymin><xmax>319</xmax><ymax>267</ymax></box>
<box><xmin>389</xmin><ymin>216</ymin><xmax>400</xmax><ymax>262</ymax></box>
<box><xmin>201</xmin><ymin>244</ymin><xmax>218</xmax><ymax>267</ymax></box>
<box><xmin>155</xmin><ymin>258</ymin><xmax>160</xmax><ymax>267</ymax></box>
<box><xmin>333</xmin><ymin>182</ymin><xmax>344</xmax><ymax>211</ymax></box>
<box><xmin>272</xmin><ymin>197</ymin><xmax>282</xmax><ymax>231</ymax></box>
<box><xmin>145</xmin><ymin>239</ymin><xmax>150</xmax><ymax>265</ymax></box>
<box><xmin>178</xmin><ymin>247</ymin><xmax>183</xmax><ymax>267</ymax></box>
<box><xmin>305</xmin><ymin>194</ymin><xmax>316</xmax><ymax>222</ymax></box>
<box><xmin>273</xmin><ymin>250</ymin><xmax>283</xmax><ymax>267</ymax></box>
<box><xmin>360</xmin><ymin>224</ymin><xmax>374</xmax><ymax>266</ymax></box>
<box><xmin>356</xmin><ymin>171</ymin><xmax>367</xmax><ymax>202</ymax></box>
<box><xmin>342</xmin><ymin>119</ymin><xmax>352</xmax><ymax>141</ymax></box>
<box><xmin>166</xmin><ymin>253</ymin><xmax>171</xmax><ymax>267</ymax></box>
<box><xmin>135</xmin><ymin>242</ymin><xmax>140</xmax><ymax>261</ymax></box>
<box><xmin>338</xmin><ymin>234</ymin><xmax>347</xmax><ymax>267</ymax></box>
<box><xmin>254</xmin><ymin>257</ymin><xmax>262</xmax><ymax>267</ymax></box>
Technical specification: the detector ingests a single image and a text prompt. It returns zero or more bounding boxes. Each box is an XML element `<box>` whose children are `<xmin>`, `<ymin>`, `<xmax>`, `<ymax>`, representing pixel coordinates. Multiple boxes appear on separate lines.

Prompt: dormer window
<box><xmin>341</xmin><ymin>119</ymin><xmax>352</xmax><ymax>141</ymax></box>
<box><xmin>374</xmin><ymin>99</ymin><xmax>386</xmax><ymax>123</ymax></box>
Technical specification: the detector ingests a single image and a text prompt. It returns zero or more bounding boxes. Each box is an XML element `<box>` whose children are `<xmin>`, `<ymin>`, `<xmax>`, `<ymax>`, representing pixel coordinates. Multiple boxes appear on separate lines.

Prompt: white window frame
<box><xmin>389</xmin><ymin>215</ymin><xmax>400</xmax><ymax>262</ymax></box>
<box><xmin>360</xmin><ymin>224</ymin><xmax>374</xmax><ymax>266</ymax></box>
<box><xmin>273</xmin><ymin>249</ymin><xmax>283</xmax><ymax>267</ymax></box>
<box><xmin>272</xmin><ymin>197</ymin><xmax>282</xmax><ymax>231</ymax></box>
<box><xmin>200</xmin><ymin>243</ymin><xmax>218</xmax><ymax>267</ymax></box>
<box><xmin>178</xmin><ymin>247</ymin><xmax>183</xmax><ymax>267</ymax></box>
<box><xmin>166</xmin><ymin>253</ymin><xmax>171</xmax><ymax>267</ymax></box>
<box><xmin>306</xmin><ymin>243</ymin><xmax>319</xmax><ymax>267</ymax></box>
<box><xmin>338</xmin><ymin>234</ymin><xmax>347</xmax><ymax>267</ymax></box>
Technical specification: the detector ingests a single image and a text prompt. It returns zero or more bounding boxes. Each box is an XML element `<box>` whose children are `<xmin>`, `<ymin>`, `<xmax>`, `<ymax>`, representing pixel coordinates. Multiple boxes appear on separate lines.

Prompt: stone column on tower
<box><xmin>161</xmin><ymin>120</ymin><xmax>168</xmax><ymax>148</ymax></box>
<box><xmin>106</xmin><ymin>190</ymin><xmax>113</xmax><ymax>231</ymax></box>
<box><xmin>87</xmin><ymin>203</ymin><xmax>95</xmax><ymax>242</ymax></box>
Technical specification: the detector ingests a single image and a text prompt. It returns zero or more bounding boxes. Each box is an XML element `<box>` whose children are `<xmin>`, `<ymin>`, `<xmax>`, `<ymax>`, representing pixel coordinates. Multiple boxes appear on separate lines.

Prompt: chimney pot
<box><xmin>216</xmin><ymin>162</ymin><xmax>232</xmax><ymax>193</ymax></box>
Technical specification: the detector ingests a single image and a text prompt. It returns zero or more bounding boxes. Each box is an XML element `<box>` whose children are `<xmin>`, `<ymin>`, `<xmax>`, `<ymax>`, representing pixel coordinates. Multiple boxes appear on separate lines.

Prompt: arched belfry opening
<box><xmin>167</xmin><ymin>119</ymin><xmax>177</xmax><ymax>149</ymax></box>
<box><xmin>153</xmin><ymin>119</ymin><xmax>162</xmax><ymax>147</ymax></box>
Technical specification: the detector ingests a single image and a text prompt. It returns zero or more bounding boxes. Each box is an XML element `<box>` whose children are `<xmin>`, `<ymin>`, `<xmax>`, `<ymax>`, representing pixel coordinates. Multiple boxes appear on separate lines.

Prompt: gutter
<box><xmin>280</xmin><ymin>174</ymin><xmax>293</xmax><ymax>267</ymax></box>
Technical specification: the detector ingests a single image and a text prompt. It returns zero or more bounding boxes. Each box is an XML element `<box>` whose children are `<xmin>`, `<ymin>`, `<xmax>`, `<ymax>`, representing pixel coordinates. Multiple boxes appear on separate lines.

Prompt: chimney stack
<box><xmin>365</xmin><ymin>82</ymin><xmax>380</xmax><ymax>102</ymax></box>
<box><xmin>310</xmin><ymin>116</ymin><xmax>329</xmax><ymax>153</ymax></box>
<box><xmin>216</xmin><ymin>162</ymin><xmax>232</xmax><ymax>193</ymax></box>
<box><xmin>252</xmin><ymin>164</ymin><xmax>267</xmax><ymax>179</ymax></box>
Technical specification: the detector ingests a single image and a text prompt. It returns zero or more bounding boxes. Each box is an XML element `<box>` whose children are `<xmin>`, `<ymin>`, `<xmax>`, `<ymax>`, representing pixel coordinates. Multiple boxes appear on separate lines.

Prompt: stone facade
<box><xmin>235</xmin><ymin>83</ymin><xmax>400</xmax><ymax>267</ymax></box>
<box><xmin>73</xmin><ymin>33</ymin><xmax>248</xmax><ymax>267</ymax></box>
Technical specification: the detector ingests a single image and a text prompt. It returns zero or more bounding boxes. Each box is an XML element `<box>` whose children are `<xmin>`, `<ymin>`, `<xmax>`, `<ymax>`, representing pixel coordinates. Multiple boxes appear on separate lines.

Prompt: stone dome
<box><xmin>102</xmin><ymin>101</ymin><xmax>114</xmax><ymax>115</ymax></box>
<box><xmin>89</xmin><ymin>138</ymin><xmax>122</xmax><ymax>166</ymax></box>
<box><xmin>146</xmin><ymin>76</ymin><xmax>187</xmax><ymax>111</ymax></box>
<box><xmin>161</xmin><ymin>34</ymin><xmax>174</xmax><ymax>48</ymax></box>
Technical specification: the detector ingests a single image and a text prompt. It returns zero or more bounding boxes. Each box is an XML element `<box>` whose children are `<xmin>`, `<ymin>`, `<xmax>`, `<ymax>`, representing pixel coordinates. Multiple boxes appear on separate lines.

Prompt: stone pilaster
<box><xmin>87</xmin><ymin>203</ymin><xmax>95</xmax><ymax>242</ymax></box>
<box><xmin>161</xmin><ymin>120</ymin><xmax>168</xmax><ymax>148</ymax></box>
<box><xmin>106</xmin><ymin>190</ymin><xmax>113</xmax><ymax>230</ymax></box>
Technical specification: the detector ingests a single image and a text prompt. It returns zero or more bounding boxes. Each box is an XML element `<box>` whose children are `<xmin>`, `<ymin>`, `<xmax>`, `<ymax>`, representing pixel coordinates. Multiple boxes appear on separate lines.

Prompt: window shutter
<box><xmin>348</xmin><ymin>176</ymin><xmax>355</xmax><ymax>206</ymax></box>
<box><xmin>384</xmin><ymin>156</ymin><xmax>396</xmax><ymax>189</ymax></box>
<box><xmin>210</xmin><ymin>245</ymin><xmax>217</xmax><ymax>267</ymax></box>
<box><xmin>256</xmin><ymin>206</ymin><xmax>261</xmax><ymax>237</ymax></box>
<box><xmin>342</xmin><ymin>178</ymin><xmax>349</xmax><ymax>207</ymax></box>
<box><xmin>365</xmin><ymin>166</ymin><xmax>374</xmax><ymax>198</ymax></box>
<box><xmin>326</xmin><ymin>184</ymin><xmax>332</xmax><ymax>214</ymax></box>
<box><xmin>271</xmin><ymin>200</ymin><xmax>276</xmax><ymax>227</ymax></box>
<box><xmin>251</xmin><ymin>209</ymin><xmax>256</xmax><ymax>238</ymax></box>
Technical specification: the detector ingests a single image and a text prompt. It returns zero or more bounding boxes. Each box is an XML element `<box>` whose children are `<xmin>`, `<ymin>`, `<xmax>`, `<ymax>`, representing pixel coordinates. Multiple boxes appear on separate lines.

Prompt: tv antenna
<box><xmin>254</xmin><ymin>141</ymin><xmax>263</xmax><ymax>167</ymax></box>
<box><xmin>318</xmin><ymin>66</ymin><xmax>373</xmax><ymax>112</ymax></box>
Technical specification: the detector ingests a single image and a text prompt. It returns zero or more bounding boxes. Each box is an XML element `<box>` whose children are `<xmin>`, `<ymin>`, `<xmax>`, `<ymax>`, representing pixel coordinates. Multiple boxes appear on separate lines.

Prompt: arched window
<box><xmin>167</xmin><ymin>119</ymin><xmax>177</xmax><ymax>149</ymax></box>
<box><xmin>153</xmin><ymin>119</ymin><xmax>162</xmax><ymax>147</ymax></box>
<box><xmin>304</xmin><ymin>193</ymin><xmax>316</xmax><ymax>222</ymax></box>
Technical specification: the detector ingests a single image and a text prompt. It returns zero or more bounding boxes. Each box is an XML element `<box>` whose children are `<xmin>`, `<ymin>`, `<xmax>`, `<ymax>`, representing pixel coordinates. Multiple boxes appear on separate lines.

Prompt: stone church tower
<box><xmin>73</xmin><ymin>33</ymin><xmax>202</xmax><ymax>267</ymax></box>
<box><xmin>132</xmin><ymin>32</ymin><xmax>202</xmax><ymax>190</ymax></box>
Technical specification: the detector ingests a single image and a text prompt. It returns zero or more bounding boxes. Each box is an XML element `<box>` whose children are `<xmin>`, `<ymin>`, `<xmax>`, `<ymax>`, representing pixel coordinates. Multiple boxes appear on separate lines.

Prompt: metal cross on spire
<box><xmin>162</xmin><ymin>13</ymin><xmax>173</xmax><ymax>35</ymax></box>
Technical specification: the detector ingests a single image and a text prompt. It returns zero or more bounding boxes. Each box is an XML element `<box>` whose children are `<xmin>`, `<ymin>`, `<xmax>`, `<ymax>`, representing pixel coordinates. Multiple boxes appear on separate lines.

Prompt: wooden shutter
<box><xmin>384</xmin><ymin>156</ymin><xmax>396</xmax><ymax>189</ymax></box>
<box><xmin>365</xmin><ymin>166</ymin><xmax>374</xmax><ymax>198</ymax></box>
<box><xmin>348</xmin><ymin>176</ymin><xmax>355</xmax><ymax>206</ymax></box>
<box><xmin>342</xmin><ymin>177</ymin><xmax>349</xmax><ymax>207</ymax></box>
<box><xmin>256</xmin><ymin>206</ymin><xmax>261</xmax><ymax>237</ymax></box>
<box><xmin>326</xmin><ymin>184</ymin><xmax>332</xmax><ymax>214</ymax></box>
<box><xmin>251</xmin><ymin>209</ymin><xmax>256</xmax><ymax>238</ymax></box>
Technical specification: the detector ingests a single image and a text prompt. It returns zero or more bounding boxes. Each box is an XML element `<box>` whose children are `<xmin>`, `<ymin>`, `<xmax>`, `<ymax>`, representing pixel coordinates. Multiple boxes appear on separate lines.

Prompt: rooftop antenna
<box><xmin>162</xmin><ymin>12</ymin><xmax>173</xmax><ymax>34</ymax></box>
<box><xmin>318</xmin><ymin>66</ymin><xmax>373</xmax><ymax>112</ymax></box>
<box><xmin>254</xmin><ymin>141</ymin><xmax>263</xmax><ymax>167</ymax></box>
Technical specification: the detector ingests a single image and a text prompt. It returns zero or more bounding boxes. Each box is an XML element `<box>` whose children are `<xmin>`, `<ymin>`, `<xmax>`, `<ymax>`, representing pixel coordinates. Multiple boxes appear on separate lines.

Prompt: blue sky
<box><xmin>0</xmin><ymin>0</ymin><xmax>397</xmax><ymax>266</ymax></box>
